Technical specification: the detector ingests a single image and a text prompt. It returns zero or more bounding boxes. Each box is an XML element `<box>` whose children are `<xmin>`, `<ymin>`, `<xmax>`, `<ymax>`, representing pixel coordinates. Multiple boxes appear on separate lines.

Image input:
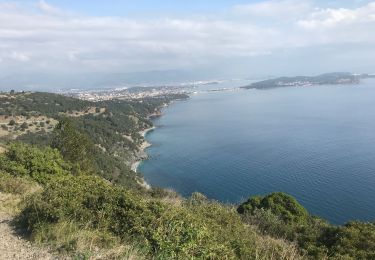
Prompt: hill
<box><xmin>243</xmin><ymin>72</ymin><xmax>360</xmax><ymax>90</ymax></box>
<box><xmin>0</xmin><ymin>91</ymin><xmax>187</xmax><ymax>188</ymax></box>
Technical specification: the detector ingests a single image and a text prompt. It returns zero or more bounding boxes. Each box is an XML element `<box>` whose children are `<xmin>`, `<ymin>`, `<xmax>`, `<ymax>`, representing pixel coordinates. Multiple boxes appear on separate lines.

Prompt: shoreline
<box><xmin>132</xmin><ymin>126</ymin><xmax>156</xmax><ymax>190</ymax></box>
<box><xmin>131</xmin><ymin>98</ymin><xmax>188</xmax><ymax>190</ymax></box>
<box><xmin>131</xmin><ymin>126</ymin><xmax>155</xmax><ymax>173</ymax></box>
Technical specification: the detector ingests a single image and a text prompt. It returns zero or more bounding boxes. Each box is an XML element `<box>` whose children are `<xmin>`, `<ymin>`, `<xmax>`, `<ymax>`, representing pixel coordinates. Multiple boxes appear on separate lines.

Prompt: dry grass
<box><xmin>62</xmin><ymin>107</ymin><xmax>106</xmax><ymax>118</ymax></box>
<box><xmin>254</xmin><ymin>232</ymin><xmax>306</xmax><ymax>260</ymax></box>
<box><xmin>0</xmin><ymin>173</ymin><xmax>42</xmax><ymax>215</ymax></box>
<box><xmin>0</xmin><ymin>115</ymin><xmax>58</xmax><ymax>139</ymax></box>
<box><xmin>0</xmin><ymin>192</ymin><xmax>22</xmax><ymax>215</ymax></box>
<box><xmin>33</xmin><ymin>221</ymin><xmax>145</xmax><ymax>260</ymax></box>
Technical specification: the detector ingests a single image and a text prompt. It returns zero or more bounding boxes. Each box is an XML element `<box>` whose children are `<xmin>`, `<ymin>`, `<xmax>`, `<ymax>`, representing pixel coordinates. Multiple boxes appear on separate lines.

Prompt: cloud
<box><xmin>297</xmin><ymin>2</ymin><xmax>375</xmax><ymax>29</ymax></box>
<box><xmin>37</xmin><ymin>0</ymin><xmax>62</xmax><ymax>15</ymax></box>
<box><xmin>9</xmin><ymin>52</ymin><xmax>30</xmax><ymax>62</ymax></box>
<box><xmin>0</xmin><ymin>0</ymin><xmax>374</xmax><ymax>79</ymax></box>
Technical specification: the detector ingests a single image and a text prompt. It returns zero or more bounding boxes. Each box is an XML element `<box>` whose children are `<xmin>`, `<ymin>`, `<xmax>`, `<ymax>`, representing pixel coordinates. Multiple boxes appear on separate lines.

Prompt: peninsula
<box><xmin>242</xmin><ymin>72</ymin><xmax>366</xmax><ymax>90</ymax></box>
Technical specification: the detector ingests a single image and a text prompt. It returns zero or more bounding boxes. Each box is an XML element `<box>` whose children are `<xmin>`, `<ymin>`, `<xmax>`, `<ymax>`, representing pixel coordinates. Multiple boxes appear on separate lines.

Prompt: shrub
<box><xmin>238</xmin><ymin>192</ymin><xmax>309</xmax><ymax>224</ymax></box>
<box><xmin>0</xmin><ymin>143</ymin><xmax>71</xmax><ymax>184</ymax></box>
<box><xmin>51</xmin><ymin>118</ymin><xmax>97</xmax><ymax>174</ymax></box>
<box><xmin>20</xmin><ymin>122</ymin><xmax>28</xmax><ymax>130</ymax></box>
<box><xmin>329</xmin><ymin>221</ymin><xmax>375</xmax><ymax>259</ymax></box>
<box><xmin>19</xmin><ymin>174</ymin><xmax>305</xmax><ymax>259</ymax></box>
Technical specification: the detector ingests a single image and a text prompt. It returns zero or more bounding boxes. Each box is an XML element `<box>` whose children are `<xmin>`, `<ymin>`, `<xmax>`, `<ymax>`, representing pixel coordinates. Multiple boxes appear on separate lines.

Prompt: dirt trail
<box><xmin>0</xmin><ymin>211</ymin><xmax>54</xmax><ymax>260</ymax></box>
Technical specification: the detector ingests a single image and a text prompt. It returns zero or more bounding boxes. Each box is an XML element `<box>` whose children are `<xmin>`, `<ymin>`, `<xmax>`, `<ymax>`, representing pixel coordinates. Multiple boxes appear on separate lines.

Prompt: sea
<box><xmin>139</xmin><ymin>79</ymin><xmax>375</xmax><ymax>224</ymax></box>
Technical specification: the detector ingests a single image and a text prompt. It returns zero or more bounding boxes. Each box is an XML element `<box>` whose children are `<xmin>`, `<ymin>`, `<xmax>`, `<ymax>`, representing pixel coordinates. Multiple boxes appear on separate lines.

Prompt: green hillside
<box><xmin>0</xmin><ymin>91</ymin><xmax>186</xmax><ymax>188</ymax></box>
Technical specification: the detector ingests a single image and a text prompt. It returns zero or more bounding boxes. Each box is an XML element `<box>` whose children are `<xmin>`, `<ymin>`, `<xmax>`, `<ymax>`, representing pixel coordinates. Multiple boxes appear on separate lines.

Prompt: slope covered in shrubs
<box><xmin>1</xmin><ymin>143</ymin><xmax>303</xmax><ymax>259</ymax></box>
<box><xmin>0</xmin><ymin>92</ymin><xmax>187</xmax><ymax>189</ymax></box>
<box><xmin>1</xmin><ymin>142</ymin><xmax>375</xmax><ymax>259</ymax></box>
<box><xmin>238</xmin><ymin>193</ymin><xmax>375</xmax><ymax>259</ymax></box>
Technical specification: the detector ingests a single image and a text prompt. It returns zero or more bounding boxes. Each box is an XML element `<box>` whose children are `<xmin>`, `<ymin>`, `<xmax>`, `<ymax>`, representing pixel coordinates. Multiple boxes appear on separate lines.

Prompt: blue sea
<box><xmin>139</xmin><ymin>79</ymin><xmax>375</xmax><ymax>224</ymax></box>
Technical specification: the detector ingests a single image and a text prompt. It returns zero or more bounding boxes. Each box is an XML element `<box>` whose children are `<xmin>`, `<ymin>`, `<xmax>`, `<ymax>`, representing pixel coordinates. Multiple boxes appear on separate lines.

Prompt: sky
<box><xmin>0</xmin><ymin>0</ymin><xmax>374</xmax><ymax>90</ymax></box>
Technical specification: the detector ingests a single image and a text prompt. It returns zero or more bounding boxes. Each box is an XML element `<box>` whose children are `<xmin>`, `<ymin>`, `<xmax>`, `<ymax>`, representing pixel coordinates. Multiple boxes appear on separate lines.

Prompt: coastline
<box><xmin>132</xmin><ymin>126</ymin><xmax>155</xmax><ymax>190</ymax></box>
<box><xmin>131</xmin><ymin>126</ymin><xmax>155</xmax><ymax>173</ymax></box>
<box><xmin>131</xmin><ymin>98</ymin><xmax>188</xmax><ymax>190</ymax></box>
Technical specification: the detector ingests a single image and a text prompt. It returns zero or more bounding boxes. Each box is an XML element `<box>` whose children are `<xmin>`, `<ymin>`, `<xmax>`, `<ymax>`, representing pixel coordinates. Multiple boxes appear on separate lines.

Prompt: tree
<box><xmin>8</xmin><ymin>119</ymin><xmax>16</xmax><ymax>126</ymax></box>
<box><xmin>51</xmin><ymin>117</ymin><xmax>96</xmax><ymax>174</ymax></box>
<box><xmin>20</xmin><ymin>122</ymin><xmax>28</xmax><ymax>130</ymax></box>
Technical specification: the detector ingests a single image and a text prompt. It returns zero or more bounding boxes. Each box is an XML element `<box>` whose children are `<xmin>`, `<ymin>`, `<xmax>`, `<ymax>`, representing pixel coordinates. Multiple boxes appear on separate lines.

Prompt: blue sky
<box><xmin>2</xmin><ymin>1</ymin><xmax>261</xmax><ymax>15</ymax></box>
<box><xmin>4</xmin><ymin>0</ymin><xmax>373</xmax><ymax>15</ymax></box>
<box><xmin>0</xmin><ymin>0</ymin><xmax>374</xmax><ymax>89</ymax></box>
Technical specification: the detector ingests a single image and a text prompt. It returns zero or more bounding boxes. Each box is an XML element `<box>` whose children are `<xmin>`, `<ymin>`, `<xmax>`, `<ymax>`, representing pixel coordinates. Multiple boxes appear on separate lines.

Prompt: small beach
<box><xmin>131</xmin><ymin>126</ymin><xmax>155</xmax><ymax>173</ymax></box>
<box><xmin>131</xmin><ymin>126</ymin><xmax>156</xmax><ymax>189</ymax></box>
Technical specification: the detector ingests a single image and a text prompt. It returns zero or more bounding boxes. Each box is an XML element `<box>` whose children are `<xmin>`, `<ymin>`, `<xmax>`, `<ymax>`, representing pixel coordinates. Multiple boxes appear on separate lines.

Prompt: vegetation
<box><xmin>0</xmin><ymin>91</ymin><xmax>186</xmax><ymax>188</ymax></box>
<box><xmin>243</xmin><ymin>72</ymin><xmax>360</xmax><ymax>89</ymax></box>
<box><xmin>238</xmin><ymin>193</ymin><xmax>375</xmax><ymax>259</ymax></box>
<box><xmin>0</xmin><ymin>91</ymin><xmax>374</xmax><ymax>259</ymax></box>
<box><xmin>1</xmin><ymin>141</ymin><xmax>374</xmax><ymax>259</ymax></box>
<box><xmin>0</xmin><ymin>143</ymin><xmax>302</xmax><ymax>259</ymax></box>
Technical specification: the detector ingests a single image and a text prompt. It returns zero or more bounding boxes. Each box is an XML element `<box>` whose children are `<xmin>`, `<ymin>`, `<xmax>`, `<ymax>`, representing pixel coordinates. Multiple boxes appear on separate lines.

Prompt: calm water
<box><xmin>139</xmin><ymin>79</ymin><xmax>375</xmax><ymax>224</ymax></box>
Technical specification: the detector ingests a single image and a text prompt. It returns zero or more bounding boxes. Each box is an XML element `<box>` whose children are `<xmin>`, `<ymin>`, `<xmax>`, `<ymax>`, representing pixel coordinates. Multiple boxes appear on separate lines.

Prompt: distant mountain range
<box><xmin>242</xmin><ymin>72</ymin><xmax>375</xmax><ymax>90</ymax></box>
<box><xmin>0</xmin><ymin>70</ymin><xmax>217</xmax><ymax>92</ymax></box>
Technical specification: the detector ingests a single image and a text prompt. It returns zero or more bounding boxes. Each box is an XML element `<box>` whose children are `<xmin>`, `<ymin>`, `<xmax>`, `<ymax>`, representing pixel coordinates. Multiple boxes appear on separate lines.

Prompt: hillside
<box><xmin>243</xmin><ymin>72</ymin><xmax>360</xmax><ymax>90</ymax></box>
<box><xmin>0</xmin><ymin>91</ymin><xmax>187</xmax><ymax>188</ymax></box>
<box><xmin>0</xmin><ymin>91</ymin><xmax>374</xmax><ymax>259</ymax></box>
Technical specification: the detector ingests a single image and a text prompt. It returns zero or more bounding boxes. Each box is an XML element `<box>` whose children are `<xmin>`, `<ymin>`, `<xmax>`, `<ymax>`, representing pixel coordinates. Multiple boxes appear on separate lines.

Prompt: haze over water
<box><xmin>139</xmin><ymin>79</ymin><xmax>375</xmax><ymax>224</ymax></box>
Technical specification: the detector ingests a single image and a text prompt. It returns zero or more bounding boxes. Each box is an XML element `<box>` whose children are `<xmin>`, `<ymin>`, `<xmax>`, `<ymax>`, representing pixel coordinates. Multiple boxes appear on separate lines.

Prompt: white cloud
<box><xmin>293</xmin><ymin>2</ymin><xmax>375</xmax><ymax>47</ymax></box>
<box><xmin>9</xmin><ymin>52</ymin><xmax>30</xmax><ymax>62</ymax></box>
<box><xmin>297</xmin><ymin>2</ymin><xmax>375</xmax><ymax>29</ymax></box>
<box><xmin>37</xmin><ymin>0</ymin><xmax>62</xmax><ymax>15</ymax></box>
<box><xmin>0</xmin><ymin>0</ymin><xmax>374</xmax><ymax>77</ymax></box>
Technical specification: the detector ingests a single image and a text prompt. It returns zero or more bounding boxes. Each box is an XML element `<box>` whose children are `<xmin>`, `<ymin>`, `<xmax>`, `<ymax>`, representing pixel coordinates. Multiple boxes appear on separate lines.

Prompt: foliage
<box><xmin>0</xmin><ymin>142</ymin><xmax>71</xmax><ymax>184</ymax></box>
<box><xmin>329</xmin><ymin>221</ymin><xmax>375</xmax><ymax>259</ymax></box>
<box><xmin>51</xmin><ymin>117</ymin><xmax>96</xmax><ymax>174</ymax></box>
<box><xmin>17</xmin><ymin>171</ymin><xmax>303</xmax><ymax>259</ymax></box>
<box><xmin>238</xmin><ymin>193</ymin><xmax>375</xmax><ymax>259</ymax></box>
<box><xmin>16</xmin><ymin>131</ymin><xmax>53</xmax><ymax>146</ymax></box>
<box><xmin>0</xmin><ymin>92</ymin><xmax>91</xmax><ymax>117</ymax></box>
<box><xmin>0</xmin><ymin>91</ymin><xmax>186</xmax><ymax>189</ymax></box>
<box><xmin>238</xmin><ymin>192</ymin><xmax>309</xmax><ymax>224</ymax></box>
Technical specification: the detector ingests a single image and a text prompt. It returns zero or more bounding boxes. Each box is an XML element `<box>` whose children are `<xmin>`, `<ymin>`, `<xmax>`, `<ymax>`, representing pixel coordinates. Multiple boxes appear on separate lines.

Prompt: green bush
<box><xmin>329</xmin><ymin>221</ymin><xmax>375</xmax><ymax>259</ymax></box>
<box><xmin>238</xmin><ymin>192</ymin><xmax>309</xmax><ymax>224</ymax></box>
<box><xmin>19</xmin><ymin>174</ymin><xmax>304</xmax><ymax>259</ymax></box>
<box><xmin>0</xmin><ymin>143</ymin><xmax>71</xmax><ymax>184</ymax></box>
